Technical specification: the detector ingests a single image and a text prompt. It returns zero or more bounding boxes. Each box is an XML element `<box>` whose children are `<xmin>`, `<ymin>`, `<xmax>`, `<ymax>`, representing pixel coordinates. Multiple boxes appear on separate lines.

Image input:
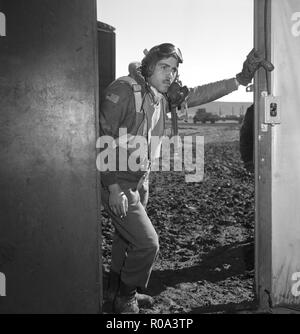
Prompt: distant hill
<box><xmin>187</xmin><ymin>101</ymin><xmax>252</xmax><ymax>119</ymax></box>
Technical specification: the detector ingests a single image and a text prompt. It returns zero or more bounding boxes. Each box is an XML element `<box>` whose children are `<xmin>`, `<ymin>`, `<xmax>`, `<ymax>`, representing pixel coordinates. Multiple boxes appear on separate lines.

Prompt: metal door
<box><xmin>0</xmin><ymin>0</ymin><xmax>101</xmax><ymax>313</ymax></box>
<box><xmin>255</xmin><ymin>0</ymin><xmax>300</xmax><ymax>311</ymax></box>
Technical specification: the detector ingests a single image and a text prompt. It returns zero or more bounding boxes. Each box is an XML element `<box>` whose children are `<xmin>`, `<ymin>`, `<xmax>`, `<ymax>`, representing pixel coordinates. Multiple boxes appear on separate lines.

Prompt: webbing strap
<box><xmin>118</xmin><ymin>76</ymin><xmax>143</xmax><ymax>113</ymax></box>
<box><xmin>116</xmin><ymin>76</ymin><xmax>150</xmax><ymax>164</ymax></box>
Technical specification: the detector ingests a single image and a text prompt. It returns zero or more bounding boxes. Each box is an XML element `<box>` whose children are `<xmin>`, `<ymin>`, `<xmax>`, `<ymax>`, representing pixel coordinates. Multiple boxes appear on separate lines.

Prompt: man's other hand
<box><xmin>108</xmin><ymin>184</ymin><xmax>128</xmax><ymax>219</ymax></box>
<box><xmin>236</xmin><ymin>48</ymin><xmax>275</xmax><ymax>86</ymax></box>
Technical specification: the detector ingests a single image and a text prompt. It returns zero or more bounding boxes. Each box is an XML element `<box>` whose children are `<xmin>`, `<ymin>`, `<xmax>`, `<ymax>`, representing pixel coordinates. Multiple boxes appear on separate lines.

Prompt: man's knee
<box><xmin>147</xmin><ymin>233</ymin><xmax>159</xmax><ymax>256</ymax></box>
<box><xmin>135</xmin><ymin>228</ymin><xmax>159</xmax><ymax>255</ymax></box>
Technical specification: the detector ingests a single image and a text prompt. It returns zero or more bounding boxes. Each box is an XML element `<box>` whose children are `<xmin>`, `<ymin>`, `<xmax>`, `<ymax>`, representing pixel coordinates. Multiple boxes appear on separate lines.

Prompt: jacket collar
<box><xmin>145</xmin><ymin>83</ymin><xmax>165</xmax><ymax>105</ymax></box>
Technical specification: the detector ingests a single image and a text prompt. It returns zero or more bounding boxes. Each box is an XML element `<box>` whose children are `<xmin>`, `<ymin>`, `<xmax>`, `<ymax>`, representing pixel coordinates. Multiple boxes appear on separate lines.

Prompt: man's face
<box><xmin>148</xmin><ymin>56</ymin><xmax>179</xmax><ymax>93</ymax></box>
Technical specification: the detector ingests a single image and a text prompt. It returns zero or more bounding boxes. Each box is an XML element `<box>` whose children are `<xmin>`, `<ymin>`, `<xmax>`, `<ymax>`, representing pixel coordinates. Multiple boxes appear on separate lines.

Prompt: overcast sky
<box><xmin>97</xmin><ymin>0</ymin><xmax>254</xmax><ymax>102</ymax></box>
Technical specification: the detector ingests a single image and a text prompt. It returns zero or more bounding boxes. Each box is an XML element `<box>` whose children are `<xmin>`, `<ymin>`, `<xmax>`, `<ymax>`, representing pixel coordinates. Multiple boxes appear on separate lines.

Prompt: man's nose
<box><xmin>167</xmin><ymin>71</ymin><xmax>175</xmax><ymax>80</ymax></box>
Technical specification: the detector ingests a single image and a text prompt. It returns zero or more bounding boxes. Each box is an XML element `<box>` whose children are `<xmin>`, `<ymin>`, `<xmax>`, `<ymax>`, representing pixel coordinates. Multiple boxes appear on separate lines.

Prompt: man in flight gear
<box><xmin>99</xmin><ymin>44</ymin><xmax>274</xmax><ymax>313</ymax></box>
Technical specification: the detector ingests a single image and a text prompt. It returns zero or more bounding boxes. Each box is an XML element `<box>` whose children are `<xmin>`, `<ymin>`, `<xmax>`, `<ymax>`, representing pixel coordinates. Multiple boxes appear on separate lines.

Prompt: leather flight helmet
<box><xmin>141</xmin><ymin>43</ymin><xmax>183</xmax><ymax>78</ymax></box>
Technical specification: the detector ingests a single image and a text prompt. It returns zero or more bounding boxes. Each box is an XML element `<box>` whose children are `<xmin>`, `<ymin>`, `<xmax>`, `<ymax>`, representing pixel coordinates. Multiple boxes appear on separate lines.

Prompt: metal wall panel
<box><xmin>271</xmin><ymin>0</ymin><xmax>300</xmax><ymax>309</ymax></box>
<box><xmin>0</xmin><ymin>0</ymin><xmax>101</xmax><ymax>313</ymax></box>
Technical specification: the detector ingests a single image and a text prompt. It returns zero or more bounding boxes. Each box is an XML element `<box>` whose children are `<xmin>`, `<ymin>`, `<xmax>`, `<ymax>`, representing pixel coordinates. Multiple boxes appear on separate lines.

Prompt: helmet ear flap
<box><xmin>141</xmin><ymin>53</ymin><xmax>156</xmax><ymax>78</ymax></box>
<box><xmin>141</xmin><ymin>61</ymin><xmax>148</xmax><ymax>78</ymax></box>
<box><xmin>146</xmin><ymin>62</ymin><xmax>155</xmax><ymax>77</ymax></box>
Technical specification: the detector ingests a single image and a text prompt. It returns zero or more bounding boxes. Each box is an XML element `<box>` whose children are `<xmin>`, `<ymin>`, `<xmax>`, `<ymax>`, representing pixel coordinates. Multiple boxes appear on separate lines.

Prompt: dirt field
<box><xmin>101</xmin><ymin>122</ymin><xmax>255</xmax><ymax>314</ymax></box>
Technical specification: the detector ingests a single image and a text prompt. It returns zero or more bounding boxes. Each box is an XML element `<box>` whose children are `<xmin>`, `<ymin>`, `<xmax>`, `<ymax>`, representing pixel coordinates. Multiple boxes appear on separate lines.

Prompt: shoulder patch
<box><xmin>106</xmin><ymin>93</ymin><xmax>120</xmax><ymax>104</ymax></box>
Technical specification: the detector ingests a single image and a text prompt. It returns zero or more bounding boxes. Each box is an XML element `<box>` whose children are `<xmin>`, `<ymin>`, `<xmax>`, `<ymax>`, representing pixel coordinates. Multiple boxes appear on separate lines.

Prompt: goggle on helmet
<box><xmin>144</xmin><ymin>43</ymin><xmax>183</xmax><ymax>64</ymax></box>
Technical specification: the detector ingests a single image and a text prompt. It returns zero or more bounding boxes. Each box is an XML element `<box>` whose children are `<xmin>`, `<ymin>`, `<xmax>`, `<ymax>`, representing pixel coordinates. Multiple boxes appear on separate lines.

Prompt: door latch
<box><xmin>262</xmin><ymin>94</ymin><xmax>281</xmax><ymax>124</ymax></box>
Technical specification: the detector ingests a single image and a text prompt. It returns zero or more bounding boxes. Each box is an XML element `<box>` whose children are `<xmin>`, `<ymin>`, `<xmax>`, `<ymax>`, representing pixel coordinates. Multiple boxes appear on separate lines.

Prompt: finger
<box><xmin>110</xmin><ymin>205</ymin><xmax>118</xmax><ymax>217</ymax></box>
<box><xmin>124</xmin><ymin>197</ymin><xmax>129</xmax><ymax>216</ymax></box>
<box><xmin>120</xmin><ymin>198</ymin><xmax>127</xmax><ymax>218</ymax></box>
<box><xmin>248</xmin><ymin>49</ymin><xmax>264</xmax><ymax>64</ymax></box>
<box><xmin>254</xmin><ymin>49</ymin><xmax>264</xmax><ymax>59</ymax></box>
<box><xmin>261</xmin><ymin>60</ymin><xmax>275</xmax><ymax>72</ymax></box>
<box><xmin>115</xmin><ymin>204</ymin><xmax>123</xmax><ymax>217</ymax></box>
<box><xmin>120</xmin><ymin>204</ymin><xmax>126</xmax><ymax>218</ymax></box>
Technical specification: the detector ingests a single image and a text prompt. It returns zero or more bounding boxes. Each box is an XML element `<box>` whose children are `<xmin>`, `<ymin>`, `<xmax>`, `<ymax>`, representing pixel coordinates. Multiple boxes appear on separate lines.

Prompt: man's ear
<box><xmin>147</xmin><ymin>63</ymin><xmax>156</xmax><ymax>77</ymax></box>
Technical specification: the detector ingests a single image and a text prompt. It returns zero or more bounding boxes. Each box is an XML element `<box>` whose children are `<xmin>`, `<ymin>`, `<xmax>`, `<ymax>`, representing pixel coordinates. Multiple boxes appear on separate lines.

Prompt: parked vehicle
<box><xmin>221</xmin><ymin>114</ymin><xmax>244</xmax><ymax>123</ymax></box>
<box><xmin>193</xmin><ymin>108</ymin><xmax>220</xmax><ymax>124</ymax></box>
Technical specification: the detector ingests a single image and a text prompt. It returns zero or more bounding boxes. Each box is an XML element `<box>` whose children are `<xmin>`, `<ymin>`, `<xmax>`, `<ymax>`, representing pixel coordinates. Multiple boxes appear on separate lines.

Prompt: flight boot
<box><xmin>113</xmin><ymin>280</ymin><xmax>154</xmax><ymax>314</ymax></box>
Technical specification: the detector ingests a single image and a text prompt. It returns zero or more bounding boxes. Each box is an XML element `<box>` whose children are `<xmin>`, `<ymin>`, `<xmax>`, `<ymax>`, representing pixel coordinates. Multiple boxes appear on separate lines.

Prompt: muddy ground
<box><xmin>101</xmin><ymin>122</ymin><xmax>255</xmax><ymax>314</ymax></box>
